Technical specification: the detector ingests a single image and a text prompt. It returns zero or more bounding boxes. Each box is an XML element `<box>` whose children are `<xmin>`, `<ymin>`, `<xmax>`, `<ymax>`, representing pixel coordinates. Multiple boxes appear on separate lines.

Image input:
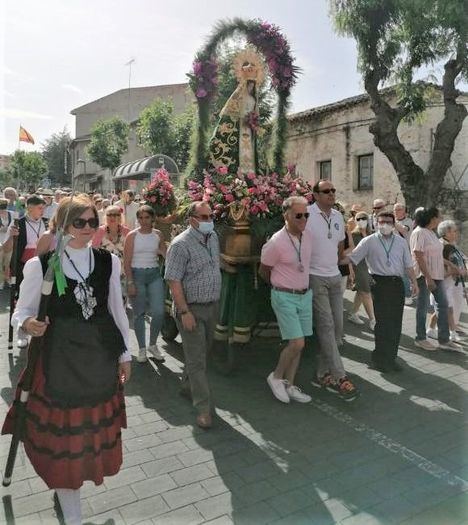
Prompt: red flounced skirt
<box><xmin>2</xmin><ymin>356</ymin><xmax>127</xmax><ymax>489</ymax></box>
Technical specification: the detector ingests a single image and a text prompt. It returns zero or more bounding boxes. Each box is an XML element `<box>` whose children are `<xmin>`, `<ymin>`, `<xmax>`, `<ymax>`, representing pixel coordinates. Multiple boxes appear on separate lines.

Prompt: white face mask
<box><xmin>197</xmin><ymin>220</ymin><xmax>214</xmax><ymax>234</ymax></box>
<box><xmin>377</xmin><ymin>223</ymin><xmax>394</xmax><ymax>235</ymax></box>
<box><xmin>356</xmin><ymin>219</ymin><xmax>368</xmax><ymax>229</ymax></box>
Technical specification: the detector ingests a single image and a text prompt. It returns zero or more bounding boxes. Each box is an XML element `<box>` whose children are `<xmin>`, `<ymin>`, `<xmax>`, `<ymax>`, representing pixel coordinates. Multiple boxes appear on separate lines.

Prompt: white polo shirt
<box><xmin>305</xmin><ymin>202</ymin><xmax>345</xmax><ymax>277</ymax></box>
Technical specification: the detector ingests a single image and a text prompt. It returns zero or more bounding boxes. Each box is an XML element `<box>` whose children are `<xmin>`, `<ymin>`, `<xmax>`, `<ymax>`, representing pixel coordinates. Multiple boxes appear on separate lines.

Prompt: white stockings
<box><xmin>56</xmin><ymin>488</ymin><xmax>82</xmax><ymax>525</ymax></box>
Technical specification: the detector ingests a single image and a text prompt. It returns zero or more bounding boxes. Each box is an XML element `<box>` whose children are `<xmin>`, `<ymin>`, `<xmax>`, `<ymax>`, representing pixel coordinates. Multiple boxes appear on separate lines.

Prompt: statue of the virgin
<box><xmin>208</xmin><ymin>48</ymin><xmax>265</xmax><ymax>176</ymax></box>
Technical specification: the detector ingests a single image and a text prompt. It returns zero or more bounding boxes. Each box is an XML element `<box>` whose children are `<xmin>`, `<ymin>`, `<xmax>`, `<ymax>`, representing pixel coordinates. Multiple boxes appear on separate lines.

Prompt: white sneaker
<box><xmin>414</xmin><ymin>339</ymin><xmax>437</xmax><ymax>351</ymax></box>
<box><xmin>286</xmin><ymin>385</ymin><xmax>311</xmax><ymax>403</ymax></box>
<box><xmin>348</xmin><ymin>313</ymin><xmax>365</xmax><ymax>325</ymax></box>
<box><xmin>369</xmin><ymin>319</ymin><xmax>376</xmax><ymax>331</ymax></box>
<box><xmin>17</xmin><ymin>338</ymin><xmax>28</xmax><ymax>349</ymax></box>
<box><xmin>267</xmin><ymin>372</ymin><xmax>290</xmax><ymax>403</ymax></box>
<box><xmin>404</xmin><ymin>297</ymin><xmax>413</xmax><ymax>306</ymax></box>
<box><xmin>0</xmin><ymin>282</ymin><xmax>4</xmax><ymax>290</ymax></box>
<box><xmin>148</xmin><ymin>345</ymin><xmax>165</xmax><ymax>361</ymax></box>
<box><xmin>137</xmin><ymin>348</ymin><xmax>147</xmax><ymax>363</ymax></box>
<box><xmin>450</xmin><ymin>331</ymin><xmax>462</xmax><ymax>343</ymax></box>
<box><xmin>426</xmin><ymin>328</ymin><xmax>438</xmax><ymax>340</ymax></box>
<box><xmin>439</xmin><ymin>341</ymin><xmax>464</xmax><ymax>352</ymax></box>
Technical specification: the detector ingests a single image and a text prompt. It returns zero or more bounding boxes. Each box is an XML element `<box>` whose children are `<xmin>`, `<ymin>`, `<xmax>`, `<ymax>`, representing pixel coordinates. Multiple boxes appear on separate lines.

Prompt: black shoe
<box><xmin>391</xmin><ymin>361</ymin><xmax>404</xmax><ymax>372</ymax></box>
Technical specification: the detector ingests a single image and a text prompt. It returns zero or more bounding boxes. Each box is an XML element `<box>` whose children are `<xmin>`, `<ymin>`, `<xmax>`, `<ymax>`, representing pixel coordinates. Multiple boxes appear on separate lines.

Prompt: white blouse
<box><xmin>12</xmin><ymin>246</ymin><xmax>131</xmax><ymax>363</ymax></box>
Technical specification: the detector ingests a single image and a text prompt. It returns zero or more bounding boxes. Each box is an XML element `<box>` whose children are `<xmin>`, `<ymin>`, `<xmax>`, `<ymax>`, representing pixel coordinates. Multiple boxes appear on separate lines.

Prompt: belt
<box><xmin>272</xmin><ymin>286</ymin><xmax>310</xmax><ymax>295</ymax></box>
<box><xmin>371</xmin><ymin>274</ymin><xmax>402</xmax><ymax>281</ymax></box>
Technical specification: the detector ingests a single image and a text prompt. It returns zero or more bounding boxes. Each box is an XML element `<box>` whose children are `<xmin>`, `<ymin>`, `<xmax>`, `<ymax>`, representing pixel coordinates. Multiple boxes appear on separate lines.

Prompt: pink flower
<box><xmin>217</xmin><ymin>166</ymin><xmax>228</xmax><ymax>175</ymax></box>
<box><xmin>224</xmin><ymin>194</ymin><xmax>235</xmax><ymax>203</ymax></box>
<box><xmin>246</xmin><ymin>172</ymin><xmax>256</xmax><ymax>180</ymax></box>
<box><xmin>149</xmin><ymin>196</ymin><xmax>156</xmax><ymax>203</ymax></box>
<box><xmin>196</xmin><ymin>87</ymin><xmax>207</xmax><ymax>98</ymax></box>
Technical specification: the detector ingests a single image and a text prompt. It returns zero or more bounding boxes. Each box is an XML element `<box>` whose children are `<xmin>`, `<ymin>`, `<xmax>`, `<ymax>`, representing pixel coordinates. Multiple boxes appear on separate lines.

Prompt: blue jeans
<box><xmin>416</xmin><ymin>277</ymin><xmax>449</xmax><ymax>343</ymax></box>
<box><xmin>131</xmin><ymin>267</ymin><xmax>165</xmax><ymax>349</ymax></box>
<box><xmin>402</xmin><ymin>274</ymin><xmax>412</xmax><ymax>298</ymax></box>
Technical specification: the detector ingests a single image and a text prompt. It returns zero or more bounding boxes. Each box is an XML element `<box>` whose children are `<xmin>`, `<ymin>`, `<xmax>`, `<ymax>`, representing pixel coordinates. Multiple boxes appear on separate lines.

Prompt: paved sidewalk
<box><xmin>0</xmin><ymin>289</ymin><xmax>467</xmax><ymax>524</ymax></box>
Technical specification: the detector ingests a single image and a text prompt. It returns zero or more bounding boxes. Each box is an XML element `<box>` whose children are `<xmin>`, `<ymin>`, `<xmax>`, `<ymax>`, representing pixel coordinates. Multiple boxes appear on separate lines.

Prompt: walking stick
<box><xmin>2</xmin><ymin>231</ymin><xmax>71</xmax><ymax>486</ymax></box>
<box><xmin>7</xmin><ymin>219</ymin><xmax>19</xmax><ymax>353</ymax></box>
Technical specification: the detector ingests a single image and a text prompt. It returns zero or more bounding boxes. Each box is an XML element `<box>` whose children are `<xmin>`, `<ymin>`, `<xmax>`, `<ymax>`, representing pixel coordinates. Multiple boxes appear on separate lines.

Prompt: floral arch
<box><xmin>187</xmin><ymin>18</ymin><xmax>299</xmax><ymax>180</ymax></box>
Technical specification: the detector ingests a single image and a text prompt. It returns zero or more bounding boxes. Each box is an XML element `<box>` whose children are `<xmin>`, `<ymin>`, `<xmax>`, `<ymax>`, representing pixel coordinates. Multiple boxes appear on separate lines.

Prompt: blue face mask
<box><xmin>197</xmin><ymin>220</ymin><xmax>214</xmax><ymax>234</ymax></box>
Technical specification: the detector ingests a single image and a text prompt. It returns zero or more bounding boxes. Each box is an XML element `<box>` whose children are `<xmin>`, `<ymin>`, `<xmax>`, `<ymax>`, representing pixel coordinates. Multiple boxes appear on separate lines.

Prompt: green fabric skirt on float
<box><xmin>215</xmin><ymin>264</ymin><xmax>276</xmax><ymax>344</ymax></box>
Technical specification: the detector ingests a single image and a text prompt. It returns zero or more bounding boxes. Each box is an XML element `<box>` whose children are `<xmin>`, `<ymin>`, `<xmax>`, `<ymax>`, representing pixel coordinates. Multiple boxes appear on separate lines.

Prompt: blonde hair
<box><xmin>352</xmin><ymin>211</ymin><xmax>371</xmax><ymax>235</ymax></box>
<box><xmin>55</xmin><ymin>194</ymin><xmax>97</xmax><ymax>232</ymax></box>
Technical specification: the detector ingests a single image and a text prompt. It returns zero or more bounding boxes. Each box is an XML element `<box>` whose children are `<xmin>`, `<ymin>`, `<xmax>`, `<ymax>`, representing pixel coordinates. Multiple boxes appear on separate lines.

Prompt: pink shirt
<box><xmin>261</xmin><ymin>227</ymin><xmax>312</xmax><ymax>289</ymax></box>
<box><xmin>410</xmin><ymin>226</ymin><xmax>445</xmax><ymax>280</ymax></box>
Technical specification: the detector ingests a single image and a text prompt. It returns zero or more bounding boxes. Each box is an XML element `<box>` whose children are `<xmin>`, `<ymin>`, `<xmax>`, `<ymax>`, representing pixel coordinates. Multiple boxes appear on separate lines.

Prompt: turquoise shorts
<box><xmin>271</xmin><ymin>289</ymin><xmax>313</xmax><ymax>341</ymax></box>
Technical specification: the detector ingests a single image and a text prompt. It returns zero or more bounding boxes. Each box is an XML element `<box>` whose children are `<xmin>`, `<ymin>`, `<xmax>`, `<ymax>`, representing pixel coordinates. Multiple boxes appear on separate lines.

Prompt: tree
<box><xmin>330</xmin><ymin>0</ymin><xmax>468</xmax><ymax>209</ymax></box>
<box><xmin>87</xmin><ymin>117</ymin><xmax>129</xmax><ymax>171</ymax></box>
<box><xmin>172</xmin><ymin>105</ymin><xmax>196</xmax><ymax>172</ymax></box>
<box><xmin>136</xmin><ymin>99</ymin><xmax>176</xmax><ymax>157</ymax></box>
<box><xmin>7</xmin><ymin>150</ymin><xmax>48</xmax><ymax>190</ymax></box>
<box><xmin>0</xmin><ymin>168</ymin><xmax>14</xmax><ymax>188</ymax></box>
<box><xmin>41</xmin><ymin>128</ymin><xmax>72</xmax><ymax>185</ymax></box>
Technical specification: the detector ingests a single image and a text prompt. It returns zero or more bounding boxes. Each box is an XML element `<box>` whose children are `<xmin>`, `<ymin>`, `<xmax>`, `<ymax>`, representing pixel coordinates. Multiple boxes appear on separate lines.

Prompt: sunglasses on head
<box><xmin>72</xmin><ymin>217</ymin><xmax>99</xmax><ymax>229</ymax></box>
<box><xmin>318</xmin><ymin>188</ymin><xmax>336</xmax><ymax>194</ymax></box>
<box><xmin>194</xmin><ymin>213</ymin><xmax>214</xmax><ymax>221</ymax></box>
<box><xmin>294</xmin><ymin>212</ymin><xmax>310</xmax><ymax>219</ymax></box>
<box><xmin>356</xmin><ymin>218</ymin><xmax>367</xmax><ymax>222</ymax></box>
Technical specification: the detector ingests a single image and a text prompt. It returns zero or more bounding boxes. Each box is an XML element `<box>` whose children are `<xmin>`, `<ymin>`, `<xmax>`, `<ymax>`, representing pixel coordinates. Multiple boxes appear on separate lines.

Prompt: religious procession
<box><xmin>1</xmin><ymin>6</ymin><xmax>467</xmax><ymax>525</ymax></box>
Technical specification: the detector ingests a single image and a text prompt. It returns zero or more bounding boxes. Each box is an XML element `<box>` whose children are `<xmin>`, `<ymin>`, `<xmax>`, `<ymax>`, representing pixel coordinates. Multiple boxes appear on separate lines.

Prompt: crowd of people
<box><xmin>0</xmin><ymin>182</ymin><xmax>466</xmax><ymax>524</ymax></box>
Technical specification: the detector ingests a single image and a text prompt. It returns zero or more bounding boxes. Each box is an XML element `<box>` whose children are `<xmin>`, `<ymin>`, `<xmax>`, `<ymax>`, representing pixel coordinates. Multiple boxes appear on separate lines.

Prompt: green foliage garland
<box><xmin>187</xmin><ymin>18</ymin><xmax>299</xmax><ymax>182</ymax></box>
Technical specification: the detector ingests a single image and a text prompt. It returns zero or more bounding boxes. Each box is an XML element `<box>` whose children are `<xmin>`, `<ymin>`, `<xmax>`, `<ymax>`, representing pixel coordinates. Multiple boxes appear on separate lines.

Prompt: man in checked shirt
<box><xmin>165</xmin><ymin>201</ymin><xmax>222</xmax><ymax>429</ymax></box>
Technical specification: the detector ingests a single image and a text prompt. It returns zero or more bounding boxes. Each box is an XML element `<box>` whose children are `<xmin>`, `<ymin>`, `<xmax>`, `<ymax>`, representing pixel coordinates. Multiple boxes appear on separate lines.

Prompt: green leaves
<box><xmin>87</xmin><ymin>117</ymin><xmax>129</xmax><ymax>171</ymax></box>
<box><xmin>7</xmin><ymin>150</ymin><xmax>48</xmax><ymax>189</ymax></box>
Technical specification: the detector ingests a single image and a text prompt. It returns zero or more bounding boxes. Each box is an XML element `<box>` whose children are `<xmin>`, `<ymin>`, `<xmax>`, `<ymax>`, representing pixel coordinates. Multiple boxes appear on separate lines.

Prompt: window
<box><xmin>357</xmin><ymin>154</ymin><xmax>373</xmax><ymax>190</ymax></box>
<box><xmin>319</xmin><ymin>160</ymin><xmax>332</xmax><ymax>180</ymax></box>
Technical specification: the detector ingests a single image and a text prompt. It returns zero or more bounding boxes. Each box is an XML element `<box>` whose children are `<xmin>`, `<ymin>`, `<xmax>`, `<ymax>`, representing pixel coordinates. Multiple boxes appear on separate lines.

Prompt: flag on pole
<box><xmin>19</xmin><ymin>126</ymin><xmax>35</xmax><ymax>144</ymax></box>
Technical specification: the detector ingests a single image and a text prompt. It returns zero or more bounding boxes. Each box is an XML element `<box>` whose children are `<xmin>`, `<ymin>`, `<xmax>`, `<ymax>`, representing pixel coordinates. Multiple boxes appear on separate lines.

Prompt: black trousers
<box><xmin>370</xmin><ymin>275</ymin><xmax>405</xmax><ymax>365</ymax></box>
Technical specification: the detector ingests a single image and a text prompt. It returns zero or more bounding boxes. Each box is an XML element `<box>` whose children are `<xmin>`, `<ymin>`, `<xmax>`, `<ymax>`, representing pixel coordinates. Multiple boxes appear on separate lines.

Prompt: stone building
<box><xmin>69</xmin><ymin>83</ymin><xmax>193</xmax><ymax>193</ymax></box>
<box><xmin>286</xmin><ymin>88</ymin><xmax>468</xmax><ymax>219</ymax></box>
<box><xmin>0</xmin><ymin>154</ymin><xmax>11</xmax><ymax>171</ymax></box>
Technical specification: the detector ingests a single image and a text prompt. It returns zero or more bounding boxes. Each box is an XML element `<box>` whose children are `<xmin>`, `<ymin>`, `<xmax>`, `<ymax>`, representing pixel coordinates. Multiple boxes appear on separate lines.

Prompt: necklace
<box><xmin>25</xmin><ymin>217</ymin><xmax>43</xmax><ymax>239</ymax></box>
<box><xmin>320</xmin><ymin>212</ymin><xmax>333</xmax><ymax>239</ymax></box>
<box><xmin>286</xmin><ymin>228</ymin><xmax>304</xmax><ymax>272</ymax></box>
<box><xmin>106</xmin><ymin>225</ymin><xmax>121</xmax><ymax>243</ymax></box>
<box><xmin>377</xmin><ymin>234</ymin><xmax>395</xmax><ymax>267</ymax></box>
<box><xmin>64</xmin><ymin>248</ymin><xmax>97</xmax><ymax>319</ymax></box>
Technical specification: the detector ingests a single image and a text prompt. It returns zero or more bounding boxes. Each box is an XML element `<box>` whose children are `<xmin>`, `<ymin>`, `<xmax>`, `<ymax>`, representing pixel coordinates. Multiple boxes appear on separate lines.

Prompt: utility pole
<box><xmin>125</xmin><ymin>58</ymin><xmax>135</xmax><ymax>123</ymax></box>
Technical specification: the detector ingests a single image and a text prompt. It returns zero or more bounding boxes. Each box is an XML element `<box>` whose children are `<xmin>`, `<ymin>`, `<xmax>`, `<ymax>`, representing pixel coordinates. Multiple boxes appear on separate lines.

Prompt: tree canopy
<box><xmin>7</xmin><ymin>150</ymin><xmax>48</xmax><ymax>190</ymax></box>
<box><xmin>87</xmin><ymin>117</ymin><xmax>129</xmax><ymax>171</ymax></box>
<box><xmin>330</xmin><ymin>0</ymin><xmax>468</xmax><ymax>209</ymax></box>
<box><xmin>41</xmin><ymin>128</ymin><xmax>72</xmax><ymax>185</ymax></box>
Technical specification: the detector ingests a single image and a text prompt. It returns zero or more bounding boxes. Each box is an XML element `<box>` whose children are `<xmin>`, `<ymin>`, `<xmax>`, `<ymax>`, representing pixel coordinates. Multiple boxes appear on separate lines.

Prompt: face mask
<box><xmin>378</xmin><ymin>224</ymin><xmax>394</xmax><ymax>235</ymax></box>
<box><xmin>356</xmin><ymin>219</ymin><xmax>368</xmax><ymax>229</ymax></box>
<box><xmin>197</xmin><ymin>220</ymin><xmax>214</xmax><ymax>234</ymax></box>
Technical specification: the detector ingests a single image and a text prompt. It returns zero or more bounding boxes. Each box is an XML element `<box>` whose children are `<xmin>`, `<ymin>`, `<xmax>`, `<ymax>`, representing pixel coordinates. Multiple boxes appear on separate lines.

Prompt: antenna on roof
<box><xmin>125</xmin><ymin>58</ymin><xmax>136</xmax><ymax>122</ymax></box>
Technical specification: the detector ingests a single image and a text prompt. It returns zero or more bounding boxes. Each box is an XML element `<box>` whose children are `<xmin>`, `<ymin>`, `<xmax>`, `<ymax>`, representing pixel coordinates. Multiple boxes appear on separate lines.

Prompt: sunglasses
<box><xmin>294</xmin><ymin>212</ymin><xmax>310</xmax><ymax>219</ymax></box>
<box><xmin>72</xmin><ymin>217</ymin><xmax>99</xmax><ymax>229</ymax></box>
<box><xmin>318</xmin><ymin>188</ymin><xmax>336</xmax><ymax>194</ymax></box>
<box><xmin>194</xmin><ymin>213</ymin><xmax>214</xmax><ymax>221</ymax></box>
<box><xmin>106</xmin><ymin>213</ymin><xmax>121</xmax><ymax>217</ymax></box>
<box><xmin>373</xmin><ymin>206</ymin><xmax>384</xmax><ymax>211</ymax></box>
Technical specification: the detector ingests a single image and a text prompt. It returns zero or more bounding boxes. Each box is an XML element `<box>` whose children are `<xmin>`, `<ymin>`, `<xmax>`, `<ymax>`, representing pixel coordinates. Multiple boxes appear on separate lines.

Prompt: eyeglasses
<box><xmin>318</xmin><ymin>188</ymin><xmax>336</xmax><ymax>194</ymax></box>
<box><xmin>373</xmin><ymin>206</ymin><xmax>384</xmax><ymax>211</ymax></box>
<box><xmin>72</xmin><ymin>217</ymin><xmax>99</xmax><ymax>229</ymax></box>
<box><xmin>356</xmin><ymin>218</ymin><xmax>368</xmax><ymax>222</ymax></box>
<box><xmin>294</xmin><ymin>212</ymin><xmax>310</xmax><ymax>219</ymax></box>
<box><xmin>106</xmin><ymin>213</ymin><xmax>121</xmax><ymax>218</ymax></box>
<box><xmin>194</xmin><ymin>213</ymin><xmax>214</xmax><ymax>221</ymax></box>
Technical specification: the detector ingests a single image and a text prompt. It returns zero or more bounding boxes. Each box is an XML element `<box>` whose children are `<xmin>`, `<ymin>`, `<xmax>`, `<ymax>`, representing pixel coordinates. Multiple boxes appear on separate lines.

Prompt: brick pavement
<box><xmin>0</xmin><ymin>290</ymin><xmax>466</xmax><ymax>524</ymax></box>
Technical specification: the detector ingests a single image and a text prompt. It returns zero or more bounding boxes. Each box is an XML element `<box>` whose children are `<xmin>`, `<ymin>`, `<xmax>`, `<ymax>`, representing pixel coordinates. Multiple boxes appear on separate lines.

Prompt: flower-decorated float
<box><xmin>163</xmin><ymin>19</ymin><xmax>314</xmax><ymax>350</ymax></box>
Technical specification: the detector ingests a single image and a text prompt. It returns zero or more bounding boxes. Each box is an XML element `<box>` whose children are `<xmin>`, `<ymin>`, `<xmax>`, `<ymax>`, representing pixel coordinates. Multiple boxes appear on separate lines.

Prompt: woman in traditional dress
<box><xmin>2</xmin><ymin>194</ymin><xmax>131</xmax><ymax>525</ymax></box>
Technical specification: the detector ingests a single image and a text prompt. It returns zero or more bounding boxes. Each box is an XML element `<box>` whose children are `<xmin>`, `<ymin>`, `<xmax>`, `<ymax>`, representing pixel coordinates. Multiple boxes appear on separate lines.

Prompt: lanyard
<box><xmin>320</xmin><ymin>213</ymin><xmax>333</xmax><ymax>239</ymax></box>
<box><xmin>25</xmin><ymin>218</ymin><xmax>43</xmax><ymax>239</ymax></box>
<box><xmin>64</xmin><ymin>249</ymin><xmax>92</xmax><ymax>283</ymax></box>
<box><xmin>285</xmin><ymin>229</ymin><xmax>304</xmax><ymax>272</ymax></box>
<box><xmin>377</xmin><ymin>234</ymin><xmax>395</xmax><ymax>267</ymax></box>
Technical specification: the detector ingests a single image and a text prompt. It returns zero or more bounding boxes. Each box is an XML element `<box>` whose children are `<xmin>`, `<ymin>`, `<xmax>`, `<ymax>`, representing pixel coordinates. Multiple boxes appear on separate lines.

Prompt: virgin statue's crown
<box><xmin>234</xmin><ymin>48</ymin><xmax>265</xmax><ymax>85</ymax></box>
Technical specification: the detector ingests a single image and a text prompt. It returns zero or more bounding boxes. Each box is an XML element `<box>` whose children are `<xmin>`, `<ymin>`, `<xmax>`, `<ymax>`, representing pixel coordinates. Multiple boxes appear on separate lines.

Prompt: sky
<box><xmin>0</xmin><ymin>0</ymin><xmax>366</xmax><ymax>154</ymax></box>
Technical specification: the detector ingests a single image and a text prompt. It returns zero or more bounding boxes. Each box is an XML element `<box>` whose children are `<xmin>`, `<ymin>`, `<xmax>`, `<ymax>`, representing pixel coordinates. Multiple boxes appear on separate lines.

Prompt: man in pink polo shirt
<box><xmin>260</xmin><ymin>196</ymin><xmax>313</xmax><ymax>404</ymax></box>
